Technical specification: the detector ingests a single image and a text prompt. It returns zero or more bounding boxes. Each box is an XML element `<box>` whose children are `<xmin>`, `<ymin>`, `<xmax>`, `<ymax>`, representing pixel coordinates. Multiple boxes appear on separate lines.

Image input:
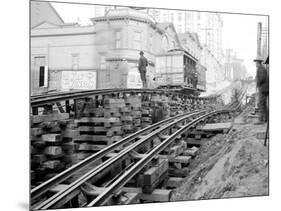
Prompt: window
<box><xmin>72</xmin><ymin>54</ymin><xmax>79</xmax><ymax>70</ymax></box>
<box><xmin>115</xmin><ymin>31</ymin><xmax>121</xmax><ymax>48</ymax></box>
<box><xmin>34</xmin><ymin>56</ymin><xmax>48</xmax><ymax>88</ymax></box>
<box><xmin>39</xmin><ymin>66</ymin><xmax>48</xmax><ymax>87</ymax></box>
<box><xmin>134</xmin><ymin>31</ymin><xmax>141</xmax><ymax>49</ymax></box>
<box><xmin>162</xmin><ymin>36</ymin><xmax>169</xmax><ymax>51</ymax></box>
<box><xmin>178</xmin><ymin>13</ymin><xmax>182</xmax><ymax>21</ymax></box>
<box><xmin>149</xmin><ymin>34</ymin><xmax>153</xmax><ymax>52</ymax></box>
<box><xmin>170</xmin><ymin>14</ymin><xmax>174</xmax><ymax>22</ymax></box>
<box><xmin>100</xmin><ymin>55</ymin><xmax>106</xmax><ymax>69</ymax></box>
<box><xmin>177</xmin><ymin>25</ymin><xmax>182</xmax><ymax>33</ymax></box>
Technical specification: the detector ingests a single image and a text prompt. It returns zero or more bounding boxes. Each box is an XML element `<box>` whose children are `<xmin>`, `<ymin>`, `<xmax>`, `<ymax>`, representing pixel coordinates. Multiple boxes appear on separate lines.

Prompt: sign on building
<box><xmin>61</xmin><ymin>71</ymin><xmax>97</xmax><ymax>90</ymax></box>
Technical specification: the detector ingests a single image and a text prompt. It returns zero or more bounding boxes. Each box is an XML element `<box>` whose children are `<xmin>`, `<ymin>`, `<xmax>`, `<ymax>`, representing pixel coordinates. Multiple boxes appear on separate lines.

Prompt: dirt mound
<box><xmin>172</xmin><ymin>106</ymin><xmax>269</xmax><ymax>201</ymax></box>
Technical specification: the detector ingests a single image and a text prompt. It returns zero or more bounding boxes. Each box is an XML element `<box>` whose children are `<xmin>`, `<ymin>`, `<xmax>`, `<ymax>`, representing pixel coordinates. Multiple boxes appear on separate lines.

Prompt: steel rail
<box><xmin>230</xmin><ymin>85</ymin><xmax>248</xmax><ymax>110</ymax></box>
<box><xmin>88</xmin><ymin>109</ymin><xmax>231</xmax><ymax>206</ymax></box>
<box><xmin>31</xmin><ymin>110</ymin><xmax>204</xmax><ymax>201</ymax></box>
<box><xmin>31</xmin><ymin>88</ymin><xmax>212</xmax><ymax>107</ymax></box>
<box><xmin>31</xmin><ymin>89</ymin><xmax>117</xmax><ymax>100</ymax></box>
<box><xmin>33</xmin><ymin>110</ymin><xmax>206</xmax><ymax>210</ymax></box>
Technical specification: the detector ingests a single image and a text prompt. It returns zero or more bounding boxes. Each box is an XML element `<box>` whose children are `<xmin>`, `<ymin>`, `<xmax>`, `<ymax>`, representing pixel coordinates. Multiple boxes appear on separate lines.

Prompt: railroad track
<box><xmin>226</xmin><ymin>84</ymin><xmax>249</xmax><ymax>110</ymax></box>
<box><xmin>31</xmin><ymin>108</ymin><xmax>233</xmax><ymax>210</ymax></box>
<box><xmin>31</xmin><ymin>110</ymin><xmax>202</xmax><ymax>200</ymax></box>
<box><xmin>30</xmin><ymin>88</ymin><xmax>215</xmax><ymax>108</ymax></box>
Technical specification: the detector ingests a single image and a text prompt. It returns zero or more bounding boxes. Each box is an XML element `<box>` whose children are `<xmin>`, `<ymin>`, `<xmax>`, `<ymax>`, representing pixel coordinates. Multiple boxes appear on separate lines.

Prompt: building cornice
<box><xmin>31</xmin><ymin>31</ymin><xmax>96</xmax><ymax>38</ymax></box>
<box><xmin>106</xmin><ymin>57</ymin><xmax>155</xmax><ymax>67</ymax></box>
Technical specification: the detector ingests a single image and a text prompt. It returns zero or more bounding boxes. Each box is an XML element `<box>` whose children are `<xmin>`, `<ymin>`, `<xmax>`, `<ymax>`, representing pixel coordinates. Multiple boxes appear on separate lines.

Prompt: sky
<box><xmin>221</xmin><ymin>13</ymin><xmax>268</xmax><ymax>76</ymax></box>
<box><xmin>52</xmin><ymin>2</ymin><xmax>268</xmax><ymax>77</ymax></box>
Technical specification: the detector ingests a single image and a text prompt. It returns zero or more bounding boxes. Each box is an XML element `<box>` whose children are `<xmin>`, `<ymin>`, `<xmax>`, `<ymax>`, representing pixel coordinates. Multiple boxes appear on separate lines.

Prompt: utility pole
<box><xmin>255</xmin><ymin>22</ymin><xmax>262</xmax><ymax>111</ymax></box>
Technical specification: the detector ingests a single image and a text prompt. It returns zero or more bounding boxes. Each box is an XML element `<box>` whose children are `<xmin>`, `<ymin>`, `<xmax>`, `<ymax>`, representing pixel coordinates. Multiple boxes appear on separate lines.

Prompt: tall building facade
<box><xmin>223</xmin><ymin>48</ymin><xmax>247</xmax><ymax>81</ymax></box>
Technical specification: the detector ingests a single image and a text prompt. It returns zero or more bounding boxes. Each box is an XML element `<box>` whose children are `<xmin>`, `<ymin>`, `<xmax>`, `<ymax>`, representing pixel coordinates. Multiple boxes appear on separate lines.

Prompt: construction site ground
<box><xmin>171</xmin><ymin>105</ymin><xmax>269</xmax><ymax>201</ymax></box>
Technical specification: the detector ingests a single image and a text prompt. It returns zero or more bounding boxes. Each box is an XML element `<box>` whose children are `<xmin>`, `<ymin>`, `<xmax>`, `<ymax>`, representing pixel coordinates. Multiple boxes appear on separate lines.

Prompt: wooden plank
<box><xmin>119</xmin><ymin>193</ymin><xmax>139</xmax><ymax>205</ymax></box>
<box><xmin>104</xmin><ymin>103</ymin><xmax>125</xmax><ymax>109</ymax></box>
<box><xmin>201</xmin><ymin>122</ymin><xmax>233</xmax><ymax>131</ymax></box>
<box><xmin>78</xmin><ymin>126</ymin><xmax>122</xmax><ymax>133</ymax></box>
<box><xmin>77</xmin><ymin>144</ymin><xmax>107</xmax><ymax>151</ymax></box>
<box><xmin>183</xmin><ymin>146</ymin><xmax>199</xmax><ymax>157</ymax></box>
<box><xmin>122</xmin><ymin>124</ymin><xmax>133</xmax><ymax>131</ymax></box>
<box><xmin>74</xmin><ymin>135</ymin><xmax>120</xmax><ymax>144</ymax></box>
<box><xmin>32</xmin><ymin>154</ymin><xmax>47</xmax><ymax>164</ymax></box>
<box><xmin>158</xmin><ymin>155</ymin><xmax>192</xmax><ymax>164</ymax></box>
<box><xmin>41</xmin><ymin>134</ymin><xmax>61</xmax><ymax>142</ymax></box>
<box><xmin>76</xmin><ymin>153</ymin><xmax>91</xmax><ymax>160</ymax></box>
<box><xmin>31</xmin><ymin>113</ymin><xmax>69</xmax><ymax>124</ymax></box>
<box><xmin>75</xmin><ymin>117</ymin><xmax>120</xmax><ymax>123</ymax></box>
<box><xmin>168</xmin><ymin>167</ymin><xmax>189</xmax><ymax>177</ymax></box>
<box><xmin>30</xmin><ymin>128</ymin><xmax>43</xmax><ymax>136</ymax></box>
<box><xmin>44</xmin><ymin>146</ymin><xmax>63</xmax><ymax>156</ymax></box>
<box><xmin>141</xmin><ymin>117</ymin><xmax>152</xmax><ymax>122</ymax></box>
<box><xmin>121</xmin><ymin>116</ymin><xmax>133</xmax><ymax>121</ymax></box>
<box><xmin>52</xmin><ymin>188</ymin><xmax>80</xmax><ymax>209</ymax></box>
<box><xmin>63</xmin><ymin>154</ymin><xmax>79</xmax><ymax>164</ymax></box>
<box><xmin>61</xmin><ymin>130</ymin><xmax>79</xmax><ymax>138</ymax></box>
<box><xmin>143</xmin><ymin>159</ymin><xmax>169</xmax><ymax>193</ymax></box>
<box><xmin>169</xmin><ymin>141</ymin><xmax>186</xmax><ymax>157</ymax></box>
<box><xmin>120</xmin><ymin>107</ymin><xmax>132</xmax><ymax>113</ymax></box>
<box><xmin>79</xmin><ymin>184</ymin><xmax>171</xmax><ymax>202</ymax></box>
<box><xmin>49</xmin><ymin>184</ymin><xmax>69</xmax><ymax>193</ymax></box>
<box><xmin>125</xmin><ymin>188</ymin><xmax>171</xmax><ymax>202</ymax></box>
<box><xmin>169</xmin><ymin>156</ymin><xmax>192</xmax><ymax>164</ymax></box>
<box><xmin>42</xmin><ymin>160</ymin><xmax>62</xmax><ymax>170</ymax></box>
<box><xmin>62</xmin><ymin>143</ymin><xmax>78</xmax><ymax>151</ymax></box>
<box><xmin>166</xmin><ymin>177</ymin><xmax>184</xmax><ymax>188</ymax></box>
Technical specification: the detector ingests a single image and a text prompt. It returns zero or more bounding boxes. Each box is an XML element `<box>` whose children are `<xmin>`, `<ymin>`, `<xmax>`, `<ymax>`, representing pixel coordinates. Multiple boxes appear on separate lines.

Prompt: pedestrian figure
<box><xmin>254</xmin><ymin>57</ymin><xmax>269</xmax><ymax>123</ymax></box>
<box><xmin>138</xmin><ymin>51</ymin><xmax>148</xmax><ymax>88</ymax></box>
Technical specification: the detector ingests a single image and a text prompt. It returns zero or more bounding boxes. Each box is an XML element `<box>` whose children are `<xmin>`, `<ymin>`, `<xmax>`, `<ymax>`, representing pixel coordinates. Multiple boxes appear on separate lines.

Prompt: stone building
<box><xmin>31</xmin><ymin>7</ymin><xmax>183</xmax><ymax>95</ymax></box>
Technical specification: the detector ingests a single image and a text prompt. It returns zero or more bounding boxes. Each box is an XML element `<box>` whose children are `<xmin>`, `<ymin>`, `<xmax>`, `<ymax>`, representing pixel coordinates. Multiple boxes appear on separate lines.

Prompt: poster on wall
<box><xmin>61</xmin><ymin>71</ymin><xmax>96</xmax><ymax>90</ymax></box>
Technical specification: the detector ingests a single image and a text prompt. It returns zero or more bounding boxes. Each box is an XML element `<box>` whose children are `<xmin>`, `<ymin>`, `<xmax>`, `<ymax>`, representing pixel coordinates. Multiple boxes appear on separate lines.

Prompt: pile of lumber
<box><xmin>141</xmin><ymin>101</ymin><xmax>153</xmax><ymax>128</ymax></box>
<box><xmin>30</xmin><ymin>112</ymin><xmax>78</xmax><ymax>186</ymax></box>
<box><xmin>74</xmin><ymin>95</ymin><xmax>143</xmax><ymax>154</ymax></box>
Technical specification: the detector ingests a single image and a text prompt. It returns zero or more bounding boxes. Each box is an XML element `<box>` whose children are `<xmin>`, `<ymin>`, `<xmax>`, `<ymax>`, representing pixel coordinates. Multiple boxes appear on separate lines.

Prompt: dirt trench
<box><xmin>171</xmin><ymin>105</ymin><xmax>269</xmax><ymax>201</ymax></box>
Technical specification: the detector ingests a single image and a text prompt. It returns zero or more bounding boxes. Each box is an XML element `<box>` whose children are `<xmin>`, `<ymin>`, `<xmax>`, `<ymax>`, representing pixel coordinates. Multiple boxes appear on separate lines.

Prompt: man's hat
<box><xmin>253</xmin><ymin>56</ymin><xmax>263</xmax><ymax>62</ymax></box>
<box><xmin>139</xmin><ymin>51</ymin><xmax>144</xmax><ymax>55</ymax></box>
<box><xmin>264</xmin><ymin>56</ymin><xmax>269</xmax><ymax>64</ymax></box>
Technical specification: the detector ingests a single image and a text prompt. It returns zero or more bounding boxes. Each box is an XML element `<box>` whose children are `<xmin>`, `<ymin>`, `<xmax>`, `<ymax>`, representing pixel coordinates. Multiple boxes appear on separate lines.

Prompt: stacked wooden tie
<box><xmin>30</xmin><ymin>112</ymin><xmax>77</xmax><ymax>186</ymax></box>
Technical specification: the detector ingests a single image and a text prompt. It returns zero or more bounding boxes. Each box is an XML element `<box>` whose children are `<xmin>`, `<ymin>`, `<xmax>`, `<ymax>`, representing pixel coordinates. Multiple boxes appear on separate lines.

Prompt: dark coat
<box><xmin>256</xmin><ymin>65</ymin><xmax>269</xmax><ymax>94</ymax></box>
<box><xmin>138</xmin><ymin>56</ymin><xmax>148</xmax><ymax>72</ymax></box>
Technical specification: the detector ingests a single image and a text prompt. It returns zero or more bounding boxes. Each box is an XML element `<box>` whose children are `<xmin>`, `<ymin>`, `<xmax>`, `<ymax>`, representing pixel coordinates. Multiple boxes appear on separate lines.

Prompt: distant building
<box><xmin>224</xmin><ymin>48</ymin><xmax>236</xmax><ymax>81</ymax></box>
<box><xmin>223</xmin><ymin>48</ymin><xmax>247</xmax><ymax>81</ymax></box>
<box><xmin>178</xmin><ymin>32</ymin><xmax>202</xmax><ymax>61</ymax></box>
<box><xmin>232</xmin><ymin>58</ymin><xmax>247</xmax><ymax>81</ymax></box>
<box><xmin>151</xmin><ymin>10</ymin><xmax>223</xmax><ymax>62</ymax></box>
<box><xmin>149</xmin><ymin>9</ymin><xmax>224</xmax><ymax>92</ymax></box>
<box><xmin>31</xmin><ymin>1</ymin><xmax>64</xmax><ymax>28</ymax></box>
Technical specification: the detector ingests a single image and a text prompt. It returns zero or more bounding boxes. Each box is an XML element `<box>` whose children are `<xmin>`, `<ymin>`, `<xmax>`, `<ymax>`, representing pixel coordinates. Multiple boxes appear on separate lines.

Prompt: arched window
<box><xmin>162</xmin><ymin>35</ymin><xmax>169</xmax><ymax>51</ymax></box>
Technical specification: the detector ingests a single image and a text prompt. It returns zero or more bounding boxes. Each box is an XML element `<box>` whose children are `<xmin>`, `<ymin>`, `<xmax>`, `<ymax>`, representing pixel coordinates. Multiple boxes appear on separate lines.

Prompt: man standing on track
<box><xmin>138</xmin><ymin>51</ymin><xmax>148</xmax><ymax>88</ymax></box>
